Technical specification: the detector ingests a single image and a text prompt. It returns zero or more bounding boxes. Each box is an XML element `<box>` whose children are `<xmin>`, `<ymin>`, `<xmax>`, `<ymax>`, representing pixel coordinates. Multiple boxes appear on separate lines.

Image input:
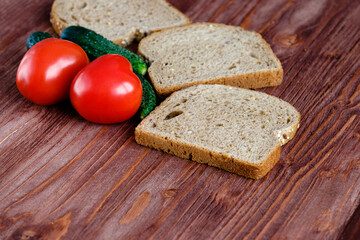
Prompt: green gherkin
<box><xmin>60</xmin><ymin>25</ymin><xmax>148</xmax><ymax>76</ymax></box>
<box><xmin>135</xmin><ymin>72</ymin><xmax>156</xmax><ymax>119</ymax></box>
<box><xmin>26</xmin><ymin>32</ymin><xmax>53</xmax><ymax>49</ymax></box>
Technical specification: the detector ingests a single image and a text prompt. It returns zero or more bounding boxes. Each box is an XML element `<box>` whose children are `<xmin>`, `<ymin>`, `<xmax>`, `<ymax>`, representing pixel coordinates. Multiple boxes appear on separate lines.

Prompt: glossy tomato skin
<box><xmin>16</xmin><ymin>38</ymin><xmax>89</xmax><ymax>105</ymax></box>
<box><xmin>70</xmin><ymin>54</ymin><xmax>143</xmax><ymax>124</ymax></box>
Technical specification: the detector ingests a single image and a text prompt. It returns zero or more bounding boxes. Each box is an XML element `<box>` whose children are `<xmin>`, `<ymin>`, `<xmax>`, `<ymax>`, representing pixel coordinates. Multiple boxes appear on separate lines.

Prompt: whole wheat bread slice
<box><xmin>50</xmin><ymin>0</ymin><xmax>191</xmax><ymax>46</ymax></box>
<box><xmin>138</xmin><ymin>23</ymin><xmax>283</xmax><ymax>96</ymax></box>
<box><xmin>135</xmin><ymin>84</ymin><xmax>300</xmax><ymax>179</ymax></box>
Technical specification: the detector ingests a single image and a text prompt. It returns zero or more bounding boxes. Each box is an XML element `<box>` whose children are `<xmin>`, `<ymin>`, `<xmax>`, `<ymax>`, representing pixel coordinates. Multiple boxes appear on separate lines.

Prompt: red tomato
<box><xmin>16</xmin><ymin>38</ymin><xmax>89</xmax><ymax>105</ymax></box>
<box><xmin>70</xmin><ymin>54</ymin><xmax>142</xmax><ymax>124</ymax></box>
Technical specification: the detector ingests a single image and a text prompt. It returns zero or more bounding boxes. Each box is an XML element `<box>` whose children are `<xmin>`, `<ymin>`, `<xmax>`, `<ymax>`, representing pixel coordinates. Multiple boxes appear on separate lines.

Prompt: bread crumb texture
<box><xmin>139</xmin><ymin>23</ymin><xmax>283</xmax><ymax>96</ymax></box>
<box><xmin>51</xmin><ymin>0</ymin><xmax>191</xmax><ymax>45</ymax></box>
<box><xmin>135</xmin><ymin>85</ymin><xmax>300</xmax><ymax>179</ymax></box>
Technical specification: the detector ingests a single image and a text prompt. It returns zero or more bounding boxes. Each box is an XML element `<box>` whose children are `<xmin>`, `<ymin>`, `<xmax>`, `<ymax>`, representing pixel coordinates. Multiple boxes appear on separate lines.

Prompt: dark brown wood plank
<box><xmin>340</xmin><ymin>203</ymin><xmax>360</xmax><ymax>240</ymax></box>
<box><xmin>0</xmin><ymin>0</ymin><xmax>359</xmax><ymax>239</ymax></box>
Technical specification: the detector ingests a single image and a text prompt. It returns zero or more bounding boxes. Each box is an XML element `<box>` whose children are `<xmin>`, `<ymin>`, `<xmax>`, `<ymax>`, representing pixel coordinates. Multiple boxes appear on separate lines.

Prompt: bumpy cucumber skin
<box><xmin>135</xmin><ymin>72</ymin><xmax>156</xmax><ymax>119</ymax></box>
<box><xmin>60</xmin><ymin>26</ymin><xmax>148</xmax><ymax>76</ymax></box>
<box><xmin>26</xmin><ymin>32</ymin><xmax>53</xmax><ymax>50</ymax></box>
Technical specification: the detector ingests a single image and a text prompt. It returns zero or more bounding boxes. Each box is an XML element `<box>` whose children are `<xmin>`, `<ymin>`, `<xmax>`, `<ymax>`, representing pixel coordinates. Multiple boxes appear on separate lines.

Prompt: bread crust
<box><xmin>50</xmin><ymin>0</ymin><xmax>66</xmax><ymax>36</ymax></box>
<box><xmin>138</xmin><ymin>22</ymin><xmax>283</xmax><ymax>96</ymax></box>
<box><xmin>50</xmin><ymin>0</ymin><xmax>192</xmax><ymax>46</ymax></box>
<box><xmin>135</xmin><ymin>123</ymin><xmax>282</xmax><ymax>179</ymax></box>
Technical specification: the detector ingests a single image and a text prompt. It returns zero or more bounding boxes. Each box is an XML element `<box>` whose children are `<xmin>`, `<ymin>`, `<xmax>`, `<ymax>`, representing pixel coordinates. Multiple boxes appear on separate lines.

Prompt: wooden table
<box><xmin>1</xmin><ymin>0</ymin><xmax>359</xmax><ymax>239</ymax></box>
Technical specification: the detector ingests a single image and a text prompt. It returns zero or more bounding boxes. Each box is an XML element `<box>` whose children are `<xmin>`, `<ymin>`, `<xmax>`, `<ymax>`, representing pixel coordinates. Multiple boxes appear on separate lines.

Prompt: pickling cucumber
<box><xmin>60</xmin><ymin>26</ymin><xmax>148</xmax><ymax>75</ymax></box>
<box><xmin>26</xmin><ymin>32</ymin><xmax>53</xmax><ymax>49</ymax></box>
<box><xmin>135</xmin><ymin>72</ymin><xmax>156</xmax><ymax>119</ymax></box>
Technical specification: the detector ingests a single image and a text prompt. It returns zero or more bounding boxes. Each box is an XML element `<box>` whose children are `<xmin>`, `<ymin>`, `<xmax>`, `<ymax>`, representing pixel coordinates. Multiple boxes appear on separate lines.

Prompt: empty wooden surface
<box><xmin>0</xmin><ymin>0</ymin><xmax>359</xmax><ymax>239</ymax></box>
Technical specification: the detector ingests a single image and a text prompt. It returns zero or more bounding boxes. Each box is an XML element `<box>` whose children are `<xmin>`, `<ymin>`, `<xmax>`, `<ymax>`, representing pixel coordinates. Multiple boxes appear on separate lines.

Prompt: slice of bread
<box><xmin>138</xmin><ymin>23</ymin><xmax>283</xmax><ymax>96</ymax></box>
<box><xmin>50</xmin><ymin>0</ymin><xmax>191</xmax><ymax>46</ymax></box>
<box><xmin>135</xmin><ymin>85</ymin><xmax>300</xmax><ymax>179</ymax></box>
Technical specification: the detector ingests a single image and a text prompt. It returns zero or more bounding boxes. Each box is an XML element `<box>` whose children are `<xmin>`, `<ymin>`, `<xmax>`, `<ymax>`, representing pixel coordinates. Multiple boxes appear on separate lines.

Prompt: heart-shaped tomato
<box><xmin>70</xmin><ymin>54</ymin><xmax>143</xmax><ymax>124</ymax></box>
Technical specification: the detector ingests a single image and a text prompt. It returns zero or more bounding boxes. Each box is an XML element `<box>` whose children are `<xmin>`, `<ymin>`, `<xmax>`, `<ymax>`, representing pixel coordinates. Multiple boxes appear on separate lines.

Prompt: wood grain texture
<box><xmin>0</xmin><ymin>0</ymin><xmax>359</xmax><ymax>239</ymax></box>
